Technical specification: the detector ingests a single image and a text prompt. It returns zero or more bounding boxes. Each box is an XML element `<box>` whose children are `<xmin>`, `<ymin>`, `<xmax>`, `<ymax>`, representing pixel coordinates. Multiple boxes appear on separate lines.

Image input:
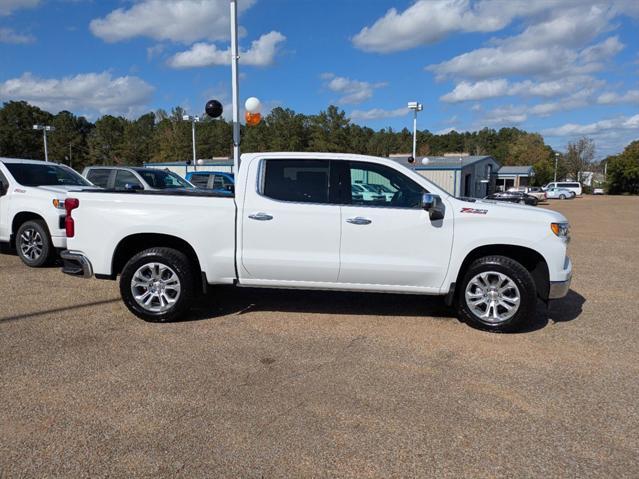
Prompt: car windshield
<box><xmin>5</xmin><ymin>162</ymin><xmax>91</xmax><ymax>187</ymax></box>
<box><xmin>137</xmin><ymin>169</ymin><xmax>193</xmax><ymax>189</ymax></box>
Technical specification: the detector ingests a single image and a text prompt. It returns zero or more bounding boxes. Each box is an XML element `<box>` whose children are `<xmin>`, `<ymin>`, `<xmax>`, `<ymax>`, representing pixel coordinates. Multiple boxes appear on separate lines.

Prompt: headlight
<box><xmin>551</xmin><ymin>222</ymin><xmax>570</xmax><ymax>240</ymax></box>
<box><xmin>52</xmin><ymin>199</ymin><xmax>65</xmax><ymax>209</ymax></box>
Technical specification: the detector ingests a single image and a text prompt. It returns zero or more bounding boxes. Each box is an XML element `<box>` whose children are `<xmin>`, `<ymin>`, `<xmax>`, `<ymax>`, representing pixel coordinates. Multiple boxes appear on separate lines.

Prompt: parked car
<box><xmin>485</xmin><ymin>191</ymin><xmax>539</xmax><ymax>206</ymax></box>
<box><xmin>507</xmin><ymin>186</ymin><xmax>546</xmax><ymax>201</ymax></box>
<box><xmin>351</xmin><ymin>183</ymin><xmax>385</xmax><ymax>202</ymax></box>
<box><xmin>82</xmin><ymin>166</ymin><xmax>195</xmax><ymax>191</ymax></box>
<box><xmin>61</xmin><ymin>152</ymin><xmax>572</xmax><ymax>333</ymax></box>
<box><xmin>185</xmin><ymin>171</ymin><xmax>234</xmax><ymax>191</ymax></box>
<box><xmin>593</xmin><ymin>188</ymin><xmax>605</xmax><ymax>195</ymax></box>
<box><xmin>545</xmin><ymin>187</ymin><xmax>576</xmax><ymax>200</ymax></box>
<box><xmin>0</xmin><ymin>158</ymin><xmax>94</xmax><ymax>267</ymax></box>
<box><xmin>543</xmin><ymin>182</ymin><xmax>582</xmax><ymax>196</ymax></box>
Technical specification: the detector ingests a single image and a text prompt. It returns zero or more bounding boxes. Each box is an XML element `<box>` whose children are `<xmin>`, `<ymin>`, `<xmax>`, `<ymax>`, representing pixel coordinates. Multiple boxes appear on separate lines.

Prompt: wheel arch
<box><xmin>453</xmin><ymin>244</ymin><xmax>550</xmax><ymax>301</ymax></box>
<box><xmin>11</xmin><ymin>211</ymin><xmax>49</xmax><ymax>246</ymax></box>
<box><xmin>111</xmin><ymin>233</ymin><xmax>204</xmax><ymax>291</ymax></box>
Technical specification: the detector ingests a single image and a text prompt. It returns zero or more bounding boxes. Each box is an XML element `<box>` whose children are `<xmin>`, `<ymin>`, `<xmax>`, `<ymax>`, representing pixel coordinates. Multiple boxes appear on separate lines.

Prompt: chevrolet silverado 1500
<box><xmin>0</xmin><ymin>158</ymin><xmax>93</xmax><ymax>267</ymax></box>
<box><xmin>61</xmin><ymin>153</ymin><xmax>572</xmax><ymax>332</ymax></box>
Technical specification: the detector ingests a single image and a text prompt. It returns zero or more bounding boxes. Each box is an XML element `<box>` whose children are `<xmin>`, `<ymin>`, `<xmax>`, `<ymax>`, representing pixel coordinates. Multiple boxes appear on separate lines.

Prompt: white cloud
<box><xmin>0</xmin><ymin>0</ymin><xmax>39</xmax><ymax>16</ymax></box>
<box><xmin>0</xmin><ymin>72</ymin><xmax>155</xmax><ymax>117</ymax></box>
<box><xmin>0</xmin><ymin>27</ymin><xmax>35</xmax><ymax>43</ymax></box>
<box><xmin>442</xmin><ymin>76</ymin><xmax>603</xmax><ymax>102</ymax></box>
<box><xmin>350</xmin><ymin>0</ymin><xmax>586</xmax><ymax>53</ymax></box>
<box><xmin>321</xmin><ymin>73</ymin><xmax>387</xmax><ymax>105</ymax></box>
<box><xmin>349</xmin><ymin>107</ymin><xmax>408</xmax><ymax>121</ymax></box>
<box><xmin>167</xmin><ymin>31</ymin><xmax>285</xmax><ymax>68</ymax></box>
<box><xmin>483</xmin><ymin>105</ymin><xmax>527</xmax><ymax>125</ymax></box>
<box><xmin>90</xmin><ymin>0</ymin><xmax>255</xmax><ymax>44</ymax></box>
<box><xmin>427</xmin><ymin>4</ymin><xmax>624</xmax><ymax>81</ymax></box>
<box><xmin>542</xmin><ymin>114</ymin><xmax>639</xmax><ymax>136</ymax></box>
<box><xmin>597</xmin><ymin>89</ymin><xmax>639</xmax><ymax>104</ymax></box>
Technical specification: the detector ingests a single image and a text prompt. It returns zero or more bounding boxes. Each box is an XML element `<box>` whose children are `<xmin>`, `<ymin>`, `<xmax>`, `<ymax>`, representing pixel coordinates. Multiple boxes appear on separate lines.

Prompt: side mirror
<box><xmin>421</xmin><ymin>193</ymin><xmax>445</xmax><ymax>221</ymax></box>
<box><xmin>124</xmin><ymin>183</ymin><xmax>143</xmax><ymax>191</ymax></box>
<box><xmin>0</xmin><ymin>182</ymin><xmax>7</xmax><ymax>197</ymax></box>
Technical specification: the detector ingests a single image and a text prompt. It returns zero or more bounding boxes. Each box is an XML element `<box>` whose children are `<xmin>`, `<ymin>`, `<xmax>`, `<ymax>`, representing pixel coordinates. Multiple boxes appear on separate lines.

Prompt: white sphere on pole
<box><xmin>197</xmin><ymin>159</ymin><xmax>205</xmax><ymax>165</ymax></box>
<box><xmin>245</xmin><ymin>97</ymin><xmax>261</xmax><ymax>114</ymax></box>
<box><xmin>421</xmin><ymin>157</ymin><xmax>430</xmax><ymax>165</ymax></box>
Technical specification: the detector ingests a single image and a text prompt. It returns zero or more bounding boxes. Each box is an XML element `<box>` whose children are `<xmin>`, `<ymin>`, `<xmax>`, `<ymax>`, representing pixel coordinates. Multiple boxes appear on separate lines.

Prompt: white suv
<box><xmin>543</xmin><ymin>182</ymin><xmax>582</xmax><ymax>197</ymax></box>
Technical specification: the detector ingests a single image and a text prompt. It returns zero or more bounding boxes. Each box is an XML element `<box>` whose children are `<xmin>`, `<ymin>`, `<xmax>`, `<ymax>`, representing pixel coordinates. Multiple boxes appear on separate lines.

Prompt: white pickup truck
<box><xmin>61</xmin><ymin>153</ymin><xmax>572</xmax><ymax>332</ymax></box>
<box><xmin>0</xmin><ymin>158</ymin><xmax>93</xmax><ymax>267</ymax></box>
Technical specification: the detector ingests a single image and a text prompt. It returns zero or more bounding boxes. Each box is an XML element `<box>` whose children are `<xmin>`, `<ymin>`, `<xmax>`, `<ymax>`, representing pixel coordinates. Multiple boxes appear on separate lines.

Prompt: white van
<box><xmin>543</xmin><ymin>182</ymin><xmax>582</xmax><ymax>196</ymax></box>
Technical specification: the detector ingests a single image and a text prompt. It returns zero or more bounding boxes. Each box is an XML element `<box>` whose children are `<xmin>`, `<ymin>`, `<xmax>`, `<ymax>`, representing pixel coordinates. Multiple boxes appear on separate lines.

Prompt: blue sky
<box><xmin>1</xmin><ymin>0</ymin><xmax>638</xmax><ymax>157</ymax></box>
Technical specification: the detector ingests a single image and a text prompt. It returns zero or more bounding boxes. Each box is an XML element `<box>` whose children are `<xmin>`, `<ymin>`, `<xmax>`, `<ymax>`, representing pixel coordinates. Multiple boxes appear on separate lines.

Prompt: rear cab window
<box><xmin>86</xmin><ymin>168</ymin><xmax>112</xmax><ymax>188</ymax></box>
<box><xmin>114</xmin><ymin>170</ymin><xmax>144</xmax><ymax>190</ymax></box>
<box><xmin>261</xmin><ymin>159</ymin><xmax>331</xmax><ymax>204</ymax></box>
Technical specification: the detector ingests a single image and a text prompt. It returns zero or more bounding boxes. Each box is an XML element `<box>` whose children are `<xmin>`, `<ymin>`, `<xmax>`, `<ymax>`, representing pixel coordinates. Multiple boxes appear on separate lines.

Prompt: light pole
<box><xmin>407</xmin><ymin>101</ymin><xmax>423</xmax><ymax>160</ymax></box>
<box><xmin>182</xmin><ymin>114</ymin><xmax>200</xmax><ymax>169</ymax></box>
<box><xmin>554</xmin><ymin>152</ymin><xmax>560</xmax><ymax>182</ymax></box>
<box><xmin>230</xmin><ymin>0</ymin><xmax>240</xmax><ymax>173</ymax></box>
<box><xmin>33</xmin><ymin>124</ymin><xmax>55</xmax><ymax>162</ymax></box>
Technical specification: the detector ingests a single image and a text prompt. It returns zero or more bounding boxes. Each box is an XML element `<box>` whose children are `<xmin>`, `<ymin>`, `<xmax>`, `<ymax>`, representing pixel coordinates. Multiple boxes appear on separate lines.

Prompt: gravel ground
<box><xmin>1</xmin><ymin>195</ymin><xmax>638</xmax><ymax>478</ymax></box>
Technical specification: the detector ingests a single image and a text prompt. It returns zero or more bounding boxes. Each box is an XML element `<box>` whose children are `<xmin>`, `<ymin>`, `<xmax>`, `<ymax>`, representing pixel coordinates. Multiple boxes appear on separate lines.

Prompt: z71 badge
<box><xmin>460</xmin><ymin>207</ymin><xmax>488</xmax><ymax>215</ymax></box>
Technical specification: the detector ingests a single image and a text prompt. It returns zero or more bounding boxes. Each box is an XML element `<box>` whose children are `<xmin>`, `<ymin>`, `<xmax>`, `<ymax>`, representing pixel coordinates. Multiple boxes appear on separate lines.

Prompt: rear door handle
<box><xmin>346</xmin><ymin>217</ymin><xmax>372</xmax><ymax>225</ymax></box>
<box><xmin>248</xmin><ymin>212</ymin><xmax>273</xmax><ymax>221</ymax></box>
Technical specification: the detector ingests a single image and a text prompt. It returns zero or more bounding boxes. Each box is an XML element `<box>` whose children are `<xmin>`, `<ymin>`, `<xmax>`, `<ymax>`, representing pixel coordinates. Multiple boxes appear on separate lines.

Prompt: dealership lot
<box><xmin>1</xmin><ymin>196</ymin><xmax>638</xmax><ymax>477</ymax></box>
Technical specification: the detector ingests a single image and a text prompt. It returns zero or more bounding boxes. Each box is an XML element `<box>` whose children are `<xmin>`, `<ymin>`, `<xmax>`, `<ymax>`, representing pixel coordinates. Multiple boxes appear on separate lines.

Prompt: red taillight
<box><xmin>64</xmin><ymin>198</ymin><xmax>80</xmax><ymax>238</ymax></box>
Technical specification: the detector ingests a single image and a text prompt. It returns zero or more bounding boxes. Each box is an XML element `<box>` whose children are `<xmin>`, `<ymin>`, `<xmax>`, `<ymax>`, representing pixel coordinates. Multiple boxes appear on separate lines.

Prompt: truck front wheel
<box><xmin>16</xmin><ymin>220</ymin><xmax>54</xmax><ymax>267</ymax></box>
<box><xmin>120</xmin><ymin>247</ymin><xmax>195</xmax><ymax>322</ymax></box>
<box><xmin>457</xmin><ymin>256</ymin><xmax>537</xmax><ymax>332</ymax></box>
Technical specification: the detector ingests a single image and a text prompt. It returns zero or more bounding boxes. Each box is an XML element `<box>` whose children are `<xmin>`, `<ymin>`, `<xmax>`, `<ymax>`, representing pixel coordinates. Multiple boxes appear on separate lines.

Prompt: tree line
<box><xmin>1</xmin><ymin>100</ymin><xmax>636</xmax><ymax>191</ymax></box>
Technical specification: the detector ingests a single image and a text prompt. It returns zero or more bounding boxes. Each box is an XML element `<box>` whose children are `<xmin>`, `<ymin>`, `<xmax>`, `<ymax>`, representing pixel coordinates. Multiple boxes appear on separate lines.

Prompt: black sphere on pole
<box><xmin>205</xmin><ymin>99</ymin><xmax>223</xmax><ymax>118</ymax></box>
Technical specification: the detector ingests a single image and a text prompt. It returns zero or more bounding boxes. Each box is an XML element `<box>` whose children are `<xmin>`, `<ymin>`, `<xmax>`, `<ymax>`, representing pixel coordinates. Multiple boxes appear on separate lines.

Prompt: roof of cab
<box><xmin>0</xmin><ymin>157</ymin><xmax>51</xmax><ymax>165</ymax></box>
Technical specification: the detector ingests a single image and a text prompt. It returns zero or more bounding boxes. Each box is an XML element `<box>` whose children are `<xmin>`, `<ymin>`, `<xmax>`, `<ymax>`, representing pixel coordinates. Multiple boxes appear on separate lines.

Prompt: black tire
<box><xmin>119</xmin><ymin>247</ymin><xmax>195</xmax><ymax>322</ymax></box>
<box><xmin>559</xmin><ymin>194</ymin><xmax>566</xmax><ymax>200</ymax></box>
<box><xmin>518</xmin><ymin>199</ymin><xmax>525</xmax><ymax>204</ymax></box>
<box><xmin>16</xmin><ymin>220</ymin><xmax>54</xmax><ymax>267</ymax></box>
<box><xmin>457</xmin><ymin>255</ymin><xmax>537</xmax><ymax>332</ymax></box>
<box><xmin>531</xmin><ymin>198</ymin><xmax>539</xmax><ymax>206</ymax></box>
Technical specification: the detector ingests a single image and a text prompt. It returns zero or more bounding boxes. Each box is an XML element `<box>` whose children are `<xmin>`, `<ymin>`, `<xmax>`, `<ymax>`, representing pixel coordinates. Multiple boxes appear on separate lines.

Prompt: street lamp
<box><xmin>33</xmin><ymin>124</ymin><xmax>55</xmax><ymax>162</ymax></box>
<box><xmin>554</xmin><ymin>152</ymin><xmax>560</xmax><ymax>182</ymax></box>
<box><xmin>407</xmin><ymin>101</ymin><xmax>423</xmax><ymax>160</ymax></box>
<box><xmin>182</xmin><ymin>114</ymin><xmax>200</xmax><ymax>169</ymax></box>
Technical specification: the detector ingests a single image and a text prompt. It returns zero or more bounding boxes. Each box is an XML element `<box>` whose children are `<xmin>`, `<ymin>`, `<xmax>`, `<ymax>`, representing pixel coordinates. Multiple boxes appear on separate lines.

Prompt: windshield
<box><xmin>5</xmin><ymin>162</ymin><xmax>91</xmax><ymax>187</ymax></box>
<box><xmin>137</xmin><ymin>169</ymin><xmax>193</xmax><ymax>189</ymax></box>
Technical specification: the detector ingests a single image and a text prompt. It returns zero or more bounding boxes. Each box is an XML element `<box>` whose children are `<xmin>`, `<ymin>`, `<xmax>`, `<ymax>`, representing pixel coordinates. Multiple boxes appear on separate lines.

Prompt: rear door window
<box><xmin>86</xmin><ymin>169</ymin><xmax>112</xmax><ymax>188</ymax></box>
<box><xmin>114</xmin><ymin>170</ymin><xmax>143</xmax><ymax>190</ymax></box>
<box><xmin>262</xmin><ymin>160</ymin><xmax>330</xmax><ymax>204</ymax></box>
<box><xmin>189</xmin><ymin>174</ymin><xmax>210</xmax><ymax>188</ymax></box>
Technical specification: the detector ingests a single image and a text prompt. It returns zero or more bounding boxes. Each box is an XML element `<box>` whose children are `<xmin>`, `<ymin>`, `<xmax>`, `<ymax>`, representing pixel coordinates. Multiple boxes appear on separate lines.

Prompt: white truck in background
<box><xmin>61</xmin><ymin>152</ymin><xmax>572</xmax><ymax>332</ymax></box>
<box><xmin>0</xmin><ymin>158</ymin><xmax>93</xmax><ymax>267</ymax></box>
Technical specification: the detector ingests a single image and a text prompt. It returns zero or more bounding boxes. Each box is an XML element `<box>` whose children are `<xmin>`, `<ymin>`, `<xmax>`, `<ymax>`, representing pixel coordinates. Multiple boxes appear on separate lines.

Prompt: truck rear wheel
<box><xmin>16</xmin><ymin>220</ymin><xmax>54</xmax><ymax>267</ymax></box>
<box><xmin>457</xmin><ymin>255</ymin><xmax>537</xmax><ymax>332</ymax></box>
<box><xmin>120</xmin><ymin>247</ymin><xmax>195</xmax><ymax>322</ymax></box>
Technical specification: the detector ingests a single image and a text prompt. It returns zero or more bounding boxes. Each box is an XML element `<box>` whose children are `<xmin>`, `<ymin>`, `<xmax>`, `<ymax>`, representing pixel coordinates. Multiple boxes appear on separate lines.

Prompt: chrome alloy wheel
<box><xmin>130</xmin><ymin>262</ymin><xmax>182</xmax><ymax>313</ymax></box>
<box><xmin>20</xmin><ymin>228</ymin><xmax>44</xmax><ymax>261</ymax></box>
<box><xmin>465</xmin><ymin>271</ymin><xmax>521</xmax><ymax>324</ymax></box>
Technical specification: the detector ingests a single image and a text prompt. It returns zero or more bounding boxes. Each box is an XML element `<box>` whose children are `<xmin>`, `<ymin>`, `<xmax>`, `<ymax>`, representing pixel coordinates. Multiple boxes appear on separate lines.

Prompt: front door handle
<box><xmin>346</xmin><ymin>217</ymin><xmax>372</xmax><ymax>225</ymax></box>
<box><xmin>248</xmin><ymin>212</ymin><xmax>273</xmax><ymax>221</ymax></box>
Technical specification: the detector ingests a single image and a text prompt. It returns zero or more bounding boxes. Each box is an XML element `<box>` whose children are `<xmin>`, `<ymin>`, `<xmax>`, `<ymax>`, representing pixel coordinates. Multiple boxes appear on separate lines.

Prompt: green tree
<box><xmin>0</xmin><ymin>101</ymin><xmax>53</xmax><ymax>160</ymax></box>
<box><xmin>606</xmin><ymin>141</ymin><xmax>639</xmax><ymax>194</ymax></box>
<box><xmin>87</xmin><ymin>115</ymin><xmax>127</xmax><ymax>165</ymax></box>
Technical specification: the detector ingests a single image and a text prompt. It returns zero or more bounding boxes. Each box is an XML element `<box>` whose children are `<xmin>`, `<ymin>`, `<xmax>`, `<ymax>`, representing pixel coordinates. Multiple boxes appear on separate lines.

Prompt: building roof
<box><xmin>390</xmin><ymin>155</ymin><xmax>499</xmax><ymax>170</ymax></box>
<box><xmin>497</xmin><ymin>165</ymin><xmax>534</xmax><ymax>176</ymax></box>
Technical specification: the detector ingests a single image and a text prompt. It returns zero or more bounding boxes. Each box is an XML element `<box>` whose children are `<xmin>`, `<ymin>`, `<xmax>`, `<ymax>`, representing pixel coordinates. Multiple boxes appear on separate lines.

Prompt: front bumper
<box><xmin>60</xmin><ymin>250</ymin><xmax>93</xmax><ymax>278</ymax></box>
<box><xmin>548</xmin><ymin>257</ymin><xmax>572</xmax><ymax>299</ymax></box>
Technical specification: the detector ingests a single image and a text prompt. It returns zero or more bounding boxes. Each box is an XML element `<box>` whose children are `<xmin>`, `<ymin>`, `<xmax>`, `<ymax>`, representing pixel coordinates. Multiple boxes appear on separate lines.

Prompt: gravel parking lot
<box><xmin>1</xmin><ymin>196</ymin><xmax>638</xmax><ymax>477</ymax></box>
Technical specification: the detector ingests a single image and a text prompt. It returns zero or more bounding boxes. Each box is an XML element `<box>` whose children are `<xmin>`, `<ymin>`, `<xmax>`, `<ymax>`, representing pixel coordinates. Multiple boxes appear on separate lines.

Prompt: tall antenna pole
<box><xmin>230</xmin><ymin>0</ymin><xmax>240</xmax><ymax>173</ymax></box>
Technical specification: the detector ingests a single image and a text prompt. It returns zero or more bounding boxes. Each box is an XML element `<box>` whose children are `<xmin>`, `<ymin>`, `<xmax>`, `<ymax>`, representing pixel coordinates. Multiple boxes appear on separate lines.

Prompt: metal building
<box><xmin>495</xmin><ymin>165</ymin><xmax>534</xmax><ymax>191</ymax></box>
<box><xmin>390</xmin><ymin>155</ymin><xmax>501</xmax><ymax>198</ymax></box>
